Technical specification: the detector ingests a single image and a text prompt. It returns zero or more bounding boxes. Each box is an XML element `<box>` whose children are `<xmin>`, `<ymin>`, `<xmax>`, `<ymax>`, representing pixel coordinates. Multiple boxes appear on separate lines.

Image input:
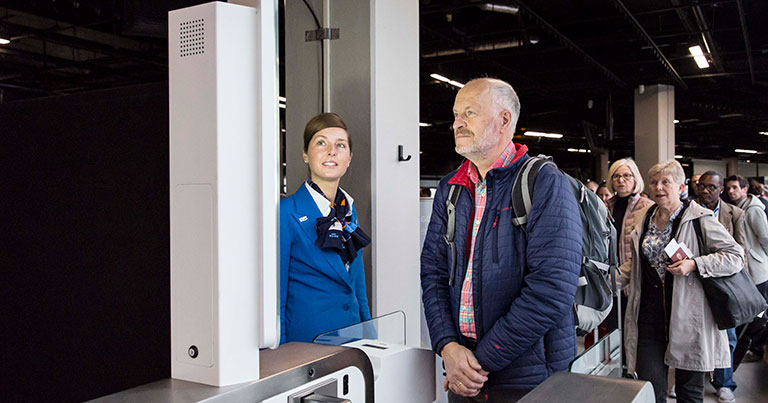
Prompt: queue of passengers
<box><xmin>277</xmin><ymin>77</ymin><xmax>767</xmax><ymax>403</ymax></box>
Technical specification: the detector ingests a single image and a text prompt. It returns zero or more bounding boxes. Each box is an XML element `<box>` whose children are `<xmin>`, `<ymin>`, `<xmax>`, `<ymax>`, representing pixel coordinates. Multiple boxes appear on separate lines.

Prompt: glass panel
<box><xmin>312</xmin><ymin>310</ymin><xmax>406</xmax><ymax>346</ymax></box>
<box><xmin>569</xmin><ymin>329</ymin><xmax>623</xmax><ymax>378</ymax></box>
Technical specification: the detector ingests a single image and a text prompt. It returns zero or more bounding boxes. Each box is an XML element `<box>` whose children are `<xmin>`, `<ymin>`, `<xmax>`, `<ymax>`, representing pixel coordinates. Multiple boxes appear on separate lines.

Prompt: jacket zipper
<box><xmin>492</xmin><ymin>212</ymin><xmax>500</xmax><ymax>264</ymax></box>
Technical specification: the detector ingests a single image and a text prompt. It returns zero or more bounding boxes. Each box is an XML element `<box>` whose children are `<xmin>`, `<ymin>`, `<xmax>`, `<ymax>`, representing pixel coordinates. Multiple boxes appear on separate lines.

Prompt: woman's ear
<box><xmin>302</xmin><ymin>151</ymin><xmax>308</xmax><ymax>163</ymax></box>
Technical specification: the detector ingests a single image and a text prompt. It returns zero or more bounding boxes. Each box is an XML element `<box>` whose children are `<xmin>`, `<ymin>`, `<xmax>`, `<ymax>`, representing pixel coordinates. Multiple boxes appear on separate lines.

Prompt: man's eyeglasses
<box><xmin>612</xmin><ymin>173</ymin><xmax>634</xmax><ymax>181</ymax></box>
<box><xmin>696</xmin><ymin>183</ymin><xmax>720</xmax><ymax>192</ymax></box>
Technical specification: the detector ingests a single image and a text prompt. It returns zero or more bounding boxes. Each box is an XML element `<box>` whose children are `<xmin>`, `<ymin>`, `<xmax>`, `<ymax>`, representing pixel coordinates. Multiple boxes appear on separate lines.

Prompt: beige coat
<box><xmin>620</xmin><ymin>202</ymin><xmax>744</xmax><ymax>373</ymax></box>
<box><xmin>608</xmin><ymin>194</ymin><xmax>655</xmax><ymax>265</ymax></box>
<box><xmin>715</xmin><ymin>201</ymin><xmax>746</xmax><ymax>248</ymax></box>
<box><xmin>738</xmin><ymin>195</ymin><xmax>768</xmax><ymax>285</ymax></box>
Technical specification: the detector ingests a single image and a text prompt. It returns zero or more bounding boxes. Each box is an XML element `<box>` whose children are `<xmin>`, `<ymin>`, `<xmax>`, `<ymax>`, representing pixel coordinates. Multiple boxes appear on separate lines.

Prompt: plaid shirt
<box><xmin>459</xmin><ymin>139</ymin><xmax>517</xmax><ymax>338</ymax></box>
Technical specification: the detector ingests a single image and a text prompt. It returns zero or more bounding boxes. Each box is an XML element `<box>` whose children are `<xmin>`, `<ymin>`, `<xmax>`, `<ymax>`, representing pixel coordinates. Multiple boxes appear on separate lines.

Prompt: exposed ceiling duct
<box><xmin>422</xmin><ymin>37</ymin><xmax>538</xmax><ymax>58</ymax></box>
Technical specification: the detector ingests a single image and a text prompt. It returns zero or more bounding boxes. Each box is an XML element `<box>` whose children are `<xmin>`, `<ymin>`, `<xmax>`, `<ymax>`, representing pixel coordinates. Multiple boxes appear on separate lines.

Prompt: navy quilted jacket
<box><xmin>421</xmin><ymin>151</ymin><xmax>582</xmax><ymax>390</ymax></box>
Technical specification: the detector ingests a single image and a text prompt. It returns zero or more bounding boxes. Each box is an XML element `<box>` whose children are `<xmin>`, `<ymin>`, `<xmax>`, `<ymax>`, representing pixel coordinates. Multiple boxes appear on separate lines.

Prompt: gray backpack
<box><xmin>443</xmin><ymin>156</ymin><xmax>619</xmax><ymax>335</ymax></box>
<box><xmin>511</xmin><ymin>155</ymin><xmax>618</xmax><ymax>335</ymax></box>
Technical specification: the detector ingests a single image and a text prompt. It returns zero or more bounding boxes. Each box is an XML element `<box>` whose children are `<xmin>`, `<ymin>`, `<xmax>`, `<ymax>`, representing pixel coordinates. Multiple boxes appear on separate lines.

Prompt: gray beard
<box><xmin>455</xmin><ymin>128</ymin><xmax>500</xmax><ymax>161</ymax></box>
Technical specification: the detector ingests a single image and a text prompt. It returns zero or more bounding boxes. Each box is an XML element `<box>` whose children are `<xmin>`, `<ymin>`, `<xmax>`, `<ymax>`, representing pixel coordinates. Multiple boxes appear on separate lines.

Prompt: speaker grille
<box><xmin>179</xmin><ymin>19</ymin><xmax>205</xmax><ymax>57</ymax></box>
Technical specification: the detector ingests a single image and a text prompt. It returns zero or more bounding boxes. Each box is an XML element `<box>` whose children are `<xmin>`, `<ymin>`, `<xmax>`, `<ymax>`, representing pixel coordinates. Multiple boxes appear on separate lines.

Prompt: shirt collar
<box><xmin>468</xmin><ymin>139</ymin><xmax>517</xmax><ymax>185</ymax></box>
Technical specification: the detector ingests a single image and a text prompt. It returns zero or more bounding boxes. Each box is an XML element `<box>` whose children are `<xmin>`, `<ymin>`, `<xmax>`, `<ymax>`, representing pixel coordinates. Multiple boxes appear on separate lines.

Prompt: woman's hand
<box><xmin>667</xmin><ymin>259</ymin><xmax>697</xmax><ymax>276</ymax></box>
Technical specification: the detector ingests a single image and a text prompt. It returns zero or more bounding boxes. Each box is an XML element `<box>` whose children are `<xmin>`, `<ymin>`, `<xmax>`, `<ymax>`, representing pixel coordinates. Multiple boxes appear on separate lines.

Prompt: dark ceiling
<box><xmin>1</xmin><ymin>1</ymin><xmax>767</xmax><ymax>179</ymax></box>
<box><xmin>420</xmin><ymin>0</ymin><xmax>768</xmax><ymax>176</ymax></box>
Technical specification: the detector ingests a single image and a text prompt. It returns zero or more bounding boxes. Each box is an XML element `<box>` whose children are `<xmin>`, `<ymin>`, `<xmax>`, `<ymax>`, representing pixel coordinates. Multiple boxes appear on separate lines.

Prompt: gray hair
<box><xmin>607</xmin><ymin>158</ymin><xmax>645</xmax><ymax>194</ymax></box>
<box><xmin>648</xmin><ymin>160</ymin><xmax>686</xmax><ymax>187</ymax></box>
<box><xmin>467</xmin><ymin>78</ymin><xmax>521</xmax><ymax>132</ymax></box>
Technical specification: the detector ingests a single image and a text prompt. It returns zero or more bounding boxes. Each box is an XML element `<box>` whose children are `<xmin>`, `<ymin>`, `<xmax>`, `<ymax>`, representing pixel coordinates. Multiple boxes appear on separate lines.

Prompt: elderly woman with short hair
<box><xmin>620</xmin><ymin>160</ymin><xmax>744</xmax><ymax>403</ymax></box>
<box><xmin>601</xmin><ymin>159</ymin><xmax>654</xmax><ymax>338</ymax></box>
<box><xmin>607</xmin><ymin>158</ymin><xmax>654</xmax><ymax>265</ymax></box>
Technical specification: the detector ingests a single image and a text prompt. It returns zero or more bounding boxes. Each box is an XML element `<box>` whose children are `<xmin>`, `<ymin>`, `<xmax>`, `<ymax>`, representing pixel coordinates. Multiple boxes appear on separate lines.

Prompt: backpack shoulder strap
<box><xmin>444</xmin><ymin>184</ymin><xmax>462</xmax><ymax>286</ymax></box>
<box><xmin>444</xmin><ymin>185</ymin><xmax>461</xmax><ymax>242</ymax></box>
<box><xmin>511</xmin><ymin>155</ymin><xmax>556</xmax><ymax>228</ymax></box>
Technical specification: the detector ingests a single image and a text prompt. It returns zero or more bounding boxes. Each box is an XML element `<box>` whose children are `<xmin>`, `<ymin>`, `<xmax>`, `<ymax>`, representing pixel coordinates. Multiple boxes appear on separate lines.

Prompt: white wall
<box><xmin>370</xmin><ymin>0</ymin><xmax>421</xmax><ymax>347</ymax></box>
<box><xmin>691</xmin><ymin>158</ymin><xmax>727</xmax><ymax>177</ymax></box>
<box><xmin>738</xmin><ymin>162</ymin><xmax>768</xmax><ymax>178</ymax></box>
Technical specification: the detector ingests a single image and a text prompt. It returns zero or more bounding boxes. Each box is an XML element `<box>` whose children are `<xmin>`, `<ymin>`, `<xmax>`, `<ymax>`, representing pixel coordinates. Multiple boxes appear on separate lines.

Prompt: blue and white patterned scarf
<box><xmin>305</xmin><ymin>180</ymin><xmax>371</xmax><ymax>267</ymax></box>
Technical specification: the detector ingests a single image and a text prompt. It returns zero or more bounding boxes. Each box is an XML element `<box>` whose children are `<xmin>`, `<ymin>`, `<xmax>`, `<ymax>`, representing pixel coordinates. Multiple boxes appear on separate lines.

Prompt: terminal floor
<box><xmin>577</xmin><ymin>337</ymin><xmax>768</xmax><ymax>402</ymax></box>
<box><xmin>669</xmin><ymin>356</ymin><xmax>768</xmax><ymax>403</ymax></box>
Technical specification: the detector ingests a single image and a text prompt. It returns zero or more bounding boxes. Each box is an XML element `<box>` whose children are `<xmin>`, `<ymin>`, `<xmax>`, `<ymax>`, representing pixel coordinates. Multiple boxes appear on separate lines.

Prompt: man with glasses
<box><xmin>695</xmin><ymin>171</ymin><xmax>745</xmax><ymax>403</ymax></box>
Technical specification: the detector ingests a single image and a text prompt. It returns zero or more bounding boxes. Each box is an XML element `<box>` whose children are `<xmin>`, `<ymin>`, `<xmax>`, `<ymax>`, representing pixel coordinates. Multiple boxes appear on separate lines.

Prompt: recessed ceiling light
<box><xmin>524</xmin><ymin>131</ymin><xmax>563</xmax><ymax>139</ymax></box>
<box><xmin>689</xmin><ymin>45</ymin><xmax>710</xmax><ymax>69</ymax></box>
<box><xmin>673</xmin><ymin>119</ymin><xmax>680</xmax><ymax>124</ymax></box>
<box><xmin>430</xmin><ymin>73</ymin><xmax>465</xmax><ymax>89</ymax></box>
<box><xmin>674</xmin><ymin>155</ymin><xmax>683</xmax><ymax>159</ymax></box>
<box><xmin>735</xmin><ymin>149</ymin><xmax>758</xmax><ymax>154</ymax></box>
<box><xmin>419</xmin><ymin>122</ymin><xmax>432</xmax><ymax>127</ymax></box>
<box><xmin>759</xmin><ymin>131</ymin><xmax>768</xmax><ymax>136</ymax></box>
<box><xmin>0</xmin><ymin>38</ymin><xmax>10</xmax><ymax>45</ymax></box>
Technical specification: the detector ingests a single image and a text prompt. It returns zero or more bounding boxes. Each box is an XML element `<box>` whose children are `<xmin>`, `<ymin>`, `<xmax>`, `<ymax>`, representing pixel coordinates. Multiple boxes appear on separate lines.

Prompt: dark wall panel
<box><xmin>1</xmin><ymin>82</ymin><xmax>170</xmax><ymax>402</ymax></box>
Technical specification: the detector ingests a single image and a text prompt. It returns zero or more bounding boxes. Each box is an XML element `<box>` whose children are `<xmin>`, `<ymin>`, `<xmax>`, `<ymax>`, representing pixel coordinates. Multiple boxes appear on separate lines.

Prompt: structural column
<box><xmin>594</xmin><ymin>151</ymin><xmax>610</xmax><ymax>183</ymax></box>
<box><xmin>634</xmin><ymin>84</ymin><xmax>675</xmax><ymax>189</ymax></box>
<box><xmin>370</xmin><ymin>0</ymin><xmax>421</xmax><ymax>347</ymax></box>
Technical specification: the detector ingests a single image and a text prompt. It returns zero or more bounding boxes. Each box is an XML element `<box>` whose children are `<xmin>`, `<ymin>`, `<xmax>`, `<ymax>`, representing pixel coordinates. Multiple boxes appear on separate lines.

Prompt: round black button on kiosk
<box><xmin>188</xmin><ymin>345</ymin><xmax>199</xmax><ymax>358</ymax></box>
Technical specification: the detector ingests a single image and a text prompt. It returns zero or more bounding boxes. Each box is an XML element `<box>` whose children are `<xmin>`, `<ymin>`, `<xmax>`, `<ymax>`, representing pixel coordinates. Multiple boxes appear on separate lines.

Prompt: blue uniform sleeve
<box><xmin>279</xmin><ymin>199</ymin><xmax>291</xmax><ymax>345</ymax></box>
<box><xmin>475</xmin><ymin>166</ymin><xmax>582</xmax><ymax>371</ymax></box>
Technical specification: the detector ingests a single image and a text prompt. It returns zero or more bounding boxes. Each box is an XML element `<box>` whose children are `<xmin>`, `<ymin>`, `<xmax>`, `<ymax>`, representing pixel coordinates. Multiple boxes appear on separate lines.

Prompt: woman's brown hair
<box><xmin>303</xmin><ymin>112</ymin><xmax>351</xmax><ymax>152</ymax></box>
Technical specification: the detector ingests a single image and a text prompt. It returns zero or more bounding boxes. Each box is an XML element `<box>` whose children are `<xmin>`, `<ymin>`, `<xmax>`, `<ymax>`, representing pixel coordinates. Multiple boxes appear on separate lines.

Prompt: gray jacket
<box><xmin>620</xmin><ymin>202</ymin><xmax>744</xmax><ymax>373</ymax></box>
<box><xmin>738</xmin><ymin>195</ymin><xmax>768</xmax><ymax>285</ymax></box>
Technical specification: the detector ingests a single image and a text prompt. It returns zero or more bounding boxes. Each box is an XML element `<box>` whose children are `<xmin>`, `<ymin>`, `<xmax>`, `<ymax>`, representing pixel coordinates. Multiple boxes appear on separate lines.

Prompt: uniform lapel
<box><xmin>292</xmin><ymin>184</ymin><xmax>353</xmax><ymax>287</ymax></box>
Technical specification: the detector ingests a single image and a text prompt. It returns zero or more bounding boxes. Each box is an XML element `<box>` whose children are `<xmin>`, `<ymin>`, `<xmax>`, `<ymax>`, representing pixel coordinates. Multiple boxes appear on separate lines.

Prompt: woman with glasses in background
<box><xmin>603</xmin><ymin>159</ymin><xmax>654</xmax><ymax>335</ymax></box>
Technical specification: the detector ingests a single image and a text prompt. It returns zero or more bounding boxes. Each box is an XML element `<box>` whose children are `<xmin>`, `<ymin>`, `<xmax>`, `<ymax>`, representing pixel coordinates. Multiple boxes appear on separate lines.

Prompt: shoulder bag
<box><xmin>692</xmin><ymin>218</ymin><xmax>768</xmax><ymax>330</ymax></box>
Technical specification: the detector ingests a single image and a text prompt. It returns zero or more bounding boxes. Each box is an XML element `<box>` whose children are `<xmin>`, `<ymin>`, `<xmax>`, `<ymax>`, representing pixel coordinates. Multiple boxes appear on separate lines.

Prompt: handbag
<box><xmin>692</xmin><ymin>218</ymin><xmax>768</xmax><ymax>330</ymax></box>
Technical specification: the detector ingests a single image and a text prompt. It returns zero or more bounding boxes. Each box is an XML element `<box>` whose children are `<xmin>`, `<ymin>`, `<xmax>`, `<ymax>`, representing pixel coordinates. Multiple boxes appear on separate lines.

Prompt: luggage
<box><xmin>692</xmin><ymin>218</ymin><xmax>768</xmax><ymax>330</ymax></box>
<box><xmin>510</xmin><ymin>155</ymin><xmax>619</xmax><ymax>336</ymax></box>
<box><xmin>443</xmin><ymin>155</ymin><xmax>620</xmax><ymax>336</ymax></box>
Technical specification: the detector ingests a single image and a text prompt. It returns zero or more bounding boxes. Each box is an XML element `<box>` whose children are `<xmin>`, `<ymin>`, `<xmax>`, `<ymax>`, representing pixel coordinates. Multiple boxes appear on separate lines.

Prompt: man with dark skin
<box><xmin>696</xmin><ymin>171</ymin><xmax>745</xmax><ymax>246</ymax></box>
<box><xmin>695</xmin><ymin>171</ymin><xmax>745</xmax><ymax>402</ymax></box>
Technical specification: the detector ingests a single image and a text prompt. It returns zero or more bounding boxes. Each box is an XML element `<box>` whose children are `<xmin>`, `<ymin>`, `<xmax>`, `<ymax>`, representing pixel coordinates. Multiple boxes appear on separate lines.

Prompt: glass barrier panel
<box><xmin>312</xmin><ymin>310</ymin><xmax>406</xmax><ymax>346</ymax></box>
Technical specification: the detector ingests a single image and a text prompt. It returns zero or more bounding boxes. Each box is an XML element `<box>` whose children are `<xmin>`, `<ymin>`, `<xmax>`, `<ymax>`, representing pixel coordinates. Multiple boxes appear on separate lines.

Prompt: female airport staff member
<box><xmin>280</xmin><ymin>113</ymin><xmax>372</xmax><ymax>344</ymax></box>
<box><xmin>621</xmin><ymin>160</ymin><xmax>743</xmax><ymax>403</ymax></box>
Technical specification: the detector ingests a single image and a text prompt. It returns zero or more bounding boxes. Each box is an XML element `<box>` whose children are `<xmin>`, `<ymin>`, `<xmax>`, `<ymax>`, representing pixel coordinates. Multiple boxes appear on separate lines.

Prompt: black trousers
<box><xmin>734</xmin><ymin>281</ymin><xmax>768</xmax><ymax>369</ymax></box>
<box><xmin>636</xmin><ymin>338</ymin><xmax>705</xmax><ymax>403</ymax></box>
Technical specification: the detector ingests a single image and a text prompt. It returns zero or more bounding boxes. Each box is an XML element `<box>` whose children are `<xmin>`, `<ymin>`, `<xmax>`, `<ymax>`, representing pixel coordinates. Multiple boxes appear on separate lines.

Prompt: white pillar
<box><xmin>370</xmin><ymin>0</ymin><xmax>421</xmax><ymax>347</ymax></box>
<box><xmin>634</xmin><ymin>84</ymin><xmax>675</xmax><ymax>188</ymax></box>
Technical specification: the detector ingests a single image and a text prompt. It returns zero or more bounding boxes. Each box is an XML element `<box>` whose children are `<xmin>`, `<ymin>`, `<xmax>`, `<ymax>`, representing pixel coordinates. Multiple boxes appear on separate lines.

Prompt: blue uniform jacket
<box><xmin>421</xmin><ymin>153</ymin><xmax>582</xmax><ymax>390</ymax></box>
<box><xmin>280</xmin><ymin>183</ymin><xmax>372</xmax><ymax>344</ymax></box>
